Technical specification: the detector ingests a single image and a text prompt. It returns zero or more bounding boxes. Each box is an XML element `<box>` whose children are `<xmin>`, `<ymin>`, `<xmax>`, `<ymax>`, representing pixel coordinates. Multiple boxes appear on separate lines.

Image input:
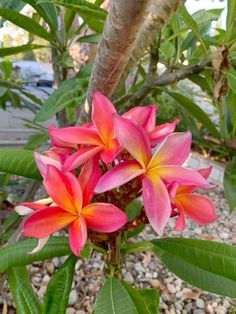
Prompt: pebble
<box><xmin>69</xmin><ymin>290</ymin><xmax>78</xmax><ymax>306</ymax></box>
<box><xmin>66</xmin><ymin>308</ymin><xmax>75</xmax><ymax>314</ymax></box>
<box><xmin>193</xmin><ymin>310</ymin><xmax>204</xmax><ymax>314</ymax></box>
<box><xmin>38</xmin><ymin>286</ymin><xmax>46</xmax><ymax>298</ymax></box>
<box><xmin>167</xmin><ymin>283</ymin><xmax>176</xmax><ymax>294</ymax></box>
<box><xmin>134</xmin><ymin>262</ymin><xmax>145</xmax><ymax>273</ymax></box>
<box><xmin>150</xmin><ymin>279</ymin><xmax>160</xmax><ymax>288</ymax></box>
<box><xmin>196</xmin><ymin>298</ymin><xmax>205</xmax><ymax>309</ymax></box>
<box><xmin>207</xmin><ymin>304</ymin><xmax>214</xmax><ymax>314</ymax></box>
<box><xmin>215</xmin><ymin>306</ymin><xmax>227</xmax><ymax>314</ymax></box>
<box><xmin>223</xmin><ymin>300</ymin><xmax>230</xmax><ymax>308</ymax></box>
<box><xmin>123</xmin><ymin>272</ymin><xmax>134</xmax><ymax>285</ymax></box>
<box><xmin>75</xmin><ymin>311</ymin><xmax>86</xmax><ymax>314</ymax></box>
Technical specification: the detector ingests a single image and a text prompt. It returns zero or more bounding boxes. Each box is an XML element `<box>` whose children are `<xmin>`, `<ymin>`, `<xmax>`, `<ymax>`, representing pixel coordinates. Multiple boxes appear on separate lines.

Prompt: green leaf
<box><xmin>178</xmin><ymin>6</ymin><xmax>207</xmax><ymax>53</ymax></box>
<box><xmin>37</xmin><ymin>0</ymin><xmax>107</xmax><ymax>19</ymax></box>
<box><xmin>8</xmin><ymin>266</ymin><xmax>41</xmax><ymax>314</ymax></box>
<box><xmin>24</xmin><ymin>133</ymin><xmax>49</xmax><ymax>150</ymax></box>
<box><xmin>0</xmin><ymin>8</ymin><xmax>54</xmax><ymax>42</ymax></box>
<box><xmin>42</xmin><ymin>255</ymin><xmax>77</xmax><ymax>314</ymax></box>
<box><xmin>0</xmin><ymin>237</ymin><xmax>71</xmax><ymax>273</ymax></box>
<box><xmin>224</xmin><ymin>161</ymin><xmax>236</xmax><ymax>213</ymax></box>
<box><xmin>226</xmin><ymin>0</ymin><xmax>236</xmax><ymax>30</ymax></box>
<box><xmin>125</xmin><ymin>198</ymin><xmax>142</xmax><ymax>222</ymax></box>
<box><xmin>64</xmin><ymin>7</ymin><xmax>76</xmax><ymax>33</ymax></box>
<box><xmin>78</xmin><ymin>33</ymin><xmax>101</xmax><ymax>44</ymax></box>
<box><xmin>138</xmin><ymin>288</ymin><xmax>159</xmax><ymax>314</ymax></box>
<box><xmin>166</xmin><ymin>91</ymin><xmax>221</xmax><ymax>139</ymax></box>
<box><xmin>125</xmin><ymin>224</ymin><xmax>145</xmax><ymax>239</ymax></box>
<box><xmin>188</xmin><ymin>74</ymin><xmax>212</xmax><ymax>95</ymax></box>
<box><xmin>24</xmin><ymin>0</ymin><xmax>58</xmax><ymax>32</ymax></box>
<box><xmin>34</xmin><ymin>76</ymin><xmax>87</xmax><ymax>122</ymax></box>
<box><xmin>94</xmin><ymin>277</ymin><xmax>150</xmax><ymax>314</ymax></box>
<box><xmin>0</xmin><ymin>149</ymin><xmax>41</xmax><ymax>179</ymax></box>
<box><xmin>226</xmin><ymin>68</ymin><xmax>236</xmax><ymax>94</ymax></box>
<box><xmin>160</xmin><ymin>42</ymin><xmax>175</xmax><ymax>58</ymax></box>
<box><xmin>152</xmin><ymin>237</ymin><xmax>236</xmax><ymax>298</ymax></box>
<box><xmin>0</xmin><ymin>43</ymin><xmax>47</xmax><ymax>58</ymax></box>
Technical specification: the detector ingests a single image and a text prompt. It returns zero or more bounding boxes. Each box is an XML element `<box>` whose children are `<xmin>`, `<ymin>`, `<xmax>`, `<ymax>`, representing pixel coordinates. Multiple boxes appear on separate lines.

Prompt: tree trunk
<box><xmin>86</xmin><ymin>0</ymin><xmax>150</xmax><ymax>108</ymax></box>
<box><xmin>122</xmin><ymin>0</ymin><xmax>186</xmax><ymax>77</ymax></box>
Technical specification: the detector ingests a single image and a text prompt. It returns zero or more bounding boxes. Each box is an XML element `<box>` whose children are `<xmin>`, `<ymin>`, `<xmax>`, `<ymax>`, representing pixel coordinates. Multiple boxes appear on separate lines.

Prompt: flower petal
<box><xmin>95</xmin><ymin>160</ymin><xmax>144</xmax><ymax>193</ymax></box>
<box><xmin>114</xmin><ymin>115</ymin><xmax>152</xmax><ymax>168</ymax></box>
<box><xmin>142</xmin><ymin>174</ymin><xmax>171</xmax><ymax>235</ymax></box>
<box><xmin>174</xmin><ymin>203</ymin><xmax>186</xmax><ymax>231</ymax></box>
<box><xmin>49</xmin><ymin>124</ymin><xmax>103</xmax><ymax>146</ymax></box>
<box><xmin>34</xmin><ymin>152</ymin><xmax>61</xmax><ymax>178</ymax></box>
<box><xmin>48</xmin><ymin>125</ymin><xmax>76</xmax><ymax>148</ymax></box>
<box><xmin>148</xmin><ymin>131</ymin><xmax>191</xmax><ymax>168</ymax></box>
<box><xmin>176</xmin><ymin>194</ymin><xmax>217</xmax><ymax>225</ymax></box>
<box><xmin>22</xmin><ymin>206</ymin><xmax>76</xmax><ymax>238</ymax></box>
<box><xmin>156</xmin><ymin>166</ymin><xmax>211</xmax><ymax>187</ymax></box>
<box><xmin>92</xmin><ymin>90</ymin><xmax>116</xmax><ymax>145</ymax></box>
<box><xmin>122</xmin><ymin>105</ymin><xmax>156</xmax><ymax>132</ymax></box>
<box><xmin>78</xmin><ymin>156</ymin><xmax>101</xmax><ymax>206</ymax></box>
<box><xmin>28</xmin><ymin>236</ymin><xmax>50</xmax><ymax>254</ymax></box>
<box><xmin>149</xmin><ymin>118</ymin><xmax>179</xmax><ymax>146</ymax></box>
<box><xmin>69</xmin><ymin>216</ymin><xmax>87</xmax><ymax>256</ymax></box>
<box><xmin>15</xmin><ymin>205</ymin><xmax>35</xmax><ymax>215</ymax></box>
<box><xmin>44</xmin><ymin>165</ymin><xmax>83</xmax><ymax>213</ymax></box>
<box><xmin>198</xmin><ymin>166</ymin><xmax>212</xmax><ymax>179</ymax></box>
<box><xmin>99</xmin><ymin>139</ymin><xmax>120</xmax><ymax>164</ymax></box>
<box><xmin>63</xmin><ymin>146</ymin><xmax>102</xmax><ymax>172</ymax></box>
<box><xmin>15</xmin><ymin>201</ymin><xmax>51</xmax><ymax>215</ymax></box>
<box><xmin>82</xmin><ymin>203</ymin><xmax>126</xmax><ymax>232</ymax></box>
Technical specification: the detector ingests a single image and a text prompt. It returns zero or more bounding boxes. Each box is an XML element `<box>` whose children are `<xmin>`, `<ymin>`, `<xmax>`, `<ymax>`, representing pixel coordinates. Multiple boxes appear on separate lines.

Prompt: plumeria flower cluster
<box><xmin>16</xmin><ymin>91</ymin><xmax>216</xmax><ymax>256</ymax></box>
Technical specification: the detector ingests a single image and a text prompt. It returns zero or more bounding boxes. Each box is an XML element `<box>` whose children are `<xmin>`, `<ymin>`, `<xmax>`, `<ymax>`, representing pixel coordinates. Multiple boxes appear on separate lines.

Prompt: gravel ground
<box><xmin>1</xmin><ymin>186</ymin><xmax>236</xmax><ymax>314</ymax></box>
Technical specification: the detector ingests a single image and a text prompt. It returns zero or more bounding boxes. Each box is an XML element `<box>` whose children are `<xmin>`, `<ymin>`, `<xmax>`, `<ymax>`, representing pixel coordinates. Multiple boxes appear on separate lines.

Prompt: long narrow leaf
<box><xmin>152</xmin><ymin>238</ymin><xmax>236</xmax><ymax>298</ymax></box>
<box><xmin>0</xmin><ymin>237</ymin><xmax>71</xmax><ymax>273</ymax></box>
<box><xmin>0</xmin><ymin>149</ymin><xmax>41</xmax><ymax>180</ymax></box>
<box><xmin>0</xmin><ymin>8</ymin><xmax>54</xmax><ymax>42</ymax></box>
<box><xmin>224</xmin><ymin>161</ymin><xmax>236</xmax><ymax>213</ymax></box>
<box><xmin>8</xmin><ymin>266</ymin><xmax>41</xmax><ymax>314</ymax></box>
<box><xmin>179</xmin><ymin>6</ymin><xmax>207</xmax><ymax>53</ymax></box>
<box><xmin>0</xmin><ymin>43</ymin><xmax>47</xmax><ymax>58</ymax></box>
<box><xmin>166</xmin><ymin>91</ymin><xmax>221</xmax><ymax>139</ymax></box>
<box><xmin>42</xmin><ymin>255</ymin><xmax>77</xmax><ymax>314</ymax></box>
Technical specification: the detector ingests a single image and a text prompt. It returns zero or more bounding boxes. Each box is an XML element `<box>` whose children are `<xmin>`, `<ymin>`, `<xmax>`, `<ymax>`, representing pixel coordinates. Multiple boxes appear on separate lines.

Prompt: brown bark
<box><xmin>86</xmin><ymin>0</ymin><xmax>151</xmax><ymax>109</ymax></box>
<box><xmin>123</xmin><ymin>0</ymin><xmax>186</xmax><ymax>77</ymax></box>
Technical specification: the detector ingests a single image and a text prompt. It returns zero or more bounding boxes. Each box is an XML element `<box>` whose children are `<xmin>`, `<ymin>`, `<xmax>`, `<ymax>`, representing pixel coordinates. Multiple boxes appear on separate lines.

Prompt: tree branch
<box><xmin>122</xmin><ymin>58</ymin><xmax>211</xmax><ymax>107</ymax></box>
<box><xmin>86</xmin><ymin>0</ymin><xmax>151</xmax><ymax>111</ymax></box>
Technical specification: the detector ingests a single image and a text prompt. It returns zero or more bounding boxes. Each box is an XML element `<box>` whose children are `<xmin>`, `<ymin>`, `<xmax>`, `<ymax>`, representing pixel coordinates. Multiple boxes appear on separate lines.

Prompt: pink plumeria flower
<box><xmin>49</xmin><ymin>91</ymin><xmax>178</xmax><ymax>171</ymax></box>
<box><xmin>16</xmin><ymin>160</ymin><xmax>126</xmax><ymax>256</ymax></box>
<box><xmin>95</xmin><ymin>116</ymin><xmax>211</xmax><ymax>235</ymax></box>
<box><xmin>169</xmin><ymin>167</ymin><xmax>216</xmax><ymax>230</ymax></box>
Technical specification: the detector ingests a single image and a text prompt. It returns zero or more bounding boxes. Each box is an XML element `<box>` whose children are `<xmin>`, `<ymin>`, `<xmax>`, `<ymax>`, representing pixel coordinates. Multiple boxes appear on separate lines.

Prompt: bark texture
<box><xmin>87</xmin><ymin>0</ymin><xmax>150</xmax><ymax>106</ymax></box>
<box><xmin>123</xmin><ymin>0</ymin><xmax>186</xmax><ymax>76</ymax></box>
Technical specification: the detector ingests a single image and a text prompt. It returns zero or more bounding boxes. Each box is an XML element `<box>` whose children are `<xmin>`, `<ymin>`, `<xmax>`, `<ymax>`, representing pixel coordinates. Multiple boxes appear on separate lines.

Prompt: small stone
<box><xmin>150</xmin><ymin>279</ymin><xmax>160</xmax><ymax>288</ymax></box>
<box><xmin>124</xmin><ymin>273</ymin><xmax>134</xmax><ymax>285</ymax></box>
<box><xmin>66</xmin><ymin>308</ymin><xmax>75</xmax><ymax>314</ymax></box>
<box><xmin>220</xmin><ymin>232</ymin><xmax>229</xmax><ymax>239</ymax></box>
<box><xmin>153</xmin><ymin>272</ymin><xmax>158</xmax><ymax>278</ymax></box>
<box><xmin>135</xmin><ymin>262</ymin><xmax>145</xmax><ymax>273</ymax></box>
<box><xmin>184</xmin><ymin>303</ymin><xmax>193</xmax><ymax>312</ymax></box>
<box><xmin>196</xmin><ymin>298</ymin><xmax>205</xmax><ymax>309</ymax></box>
<box><xmin>69</xmin><ymin>289</ymin><xmax>78</xmax><ymax>306</ymax></box>
<box><xmin>212</xmin><ymin>302</ymin><xmax>218</xmax><ymax>308</ymax></box>
<box><xmin>223</xmin><ymin>300</ymin><xmax>230</xmax><ymax>308</ymax></box>
<box><xmin>169</xmin><ymin>309</ymin><xmax>176</xmax><ymax>314</ymax></box>
<box><xmin>42</xmin><ymin>275</ymin><xmax>50</xmax><ymax>286</ymax></box>
<box><xmin>175</xmin><ymin>291</ymin><xmax>183</xmax><ymax>299</ymax></box>
<box><xmin>215</xmin><ymin>306</ymin><xmax>227</xmax><ymax>314</ymax></box>
<box><xmin>46</xmin><ymin>262</ymin><xmax>55</xmax><ymax>275</ymax></box>
<box><xmin>174</xmin><ymin>302</ymin><xmax>182</xmax><ymax>311</ymax></box>
<box><xmin>38</xmin><ymin>286</ymin><xmax>46</xmax><ymax>298</ymax></box>
<box><xmin>207</xmin><ymin>304</ymin><xmax>214</xmax><ymax>314</ymax></box>
<box><xmin>175</xmin><ymin>285</ymin><xmax>181</xmax><ymax>292</ymax></box>
<box><xmin>164</xmin><ymin>277</ymin><xmax>173</xmax><ymax>284</ymax></box>
<box><xmin>193</xmin><ymin>310</ymin><xmax>204</xmax><ymax>314</ymax></box>
<box><xmin>167</xmin><ymin>283</ymin><xmax>176</xmax><ymax>294</ymax></box>
<box><xmin>52</xmin><ymin>257</ymin><xmax>60</xmax><ymax>267</ymax></box>
<box><xmin>75</xmin><ymin>311</ymin><xmax>86</xmax><ymax>314</ymax></box>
